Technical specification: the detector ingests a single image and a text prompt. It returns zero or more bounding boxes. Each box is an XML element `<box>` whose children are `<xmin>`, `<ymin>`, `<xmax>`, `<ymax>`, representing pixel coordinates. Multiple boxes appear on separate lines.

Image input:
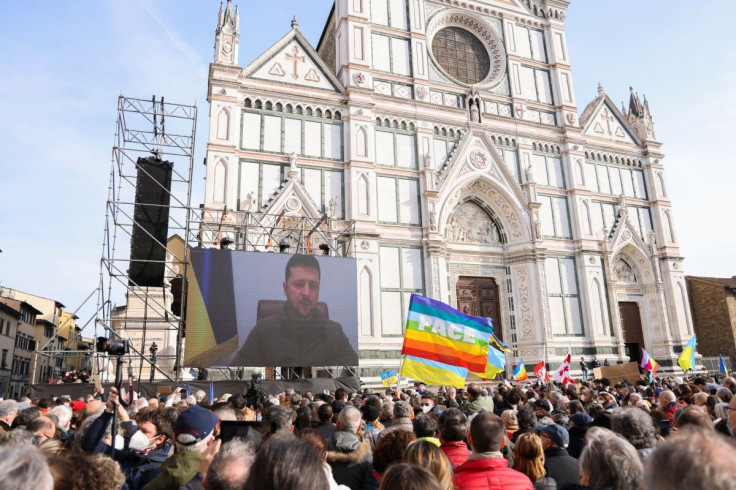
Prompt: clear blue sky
<box><xmin>0</xmin><ymin>1</ymin><xmax>733</xmax><ymax>330</ymax></box>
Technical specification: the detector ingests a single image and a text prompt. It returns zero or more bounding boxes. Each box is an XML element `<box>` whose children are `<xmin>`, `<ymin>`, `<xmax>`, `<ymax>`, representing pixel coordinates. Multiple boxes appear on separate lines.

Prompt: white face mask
<box><xmin>129</xmin><ymin>430</ymin><xmax>152</xmax><ymax>452</ymax></box>
<box><xmin>421</xmin><ymin>405</ymin><xmax>432</xmax><ymax>414</ymax></box>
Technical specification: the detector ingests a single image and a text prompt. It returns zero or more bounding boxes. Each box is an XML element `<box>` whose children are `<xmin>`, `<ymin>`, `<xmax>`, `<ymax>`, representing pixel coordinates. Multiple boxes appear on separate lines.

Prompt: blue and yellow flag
<box><xmin>719</xmin><ymin>354</ymin><xmax>729</xmax><ymax>377</ymax></box>
<box><xmin>401</xmin><ymin>355</ymin><xmax>468</xmax><ymax>388</ymax></box>
<box><xmin>678</xmin><ymin>335</ymin><xmax>697</xmax><ymax>372</ymax></box>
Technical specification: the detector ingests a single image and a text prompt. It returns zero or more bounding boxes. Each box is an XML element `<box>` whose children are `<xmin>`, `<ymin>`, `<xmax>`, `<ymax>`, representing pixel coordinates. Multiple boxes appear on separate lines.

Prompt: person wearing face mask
<box><xmin>420</xmin><ymin>393</ymin><xmax>436</xmax><ymax>416</ymax></box>
<box><xmin>80</xmin><ymin>387</ymin><xmax>176</xmax><ymax>490</ymax></box>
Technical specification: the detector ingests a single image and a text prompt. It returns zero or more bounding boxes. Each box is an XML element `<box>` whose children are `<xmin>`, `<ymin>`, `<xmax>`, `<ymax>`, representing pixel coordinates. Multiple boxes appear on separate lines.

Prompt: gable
<box><xmin>244</xmin><ymin>30</ymin><xmax>343</xmax><ymax>92</ymax></box>
<box><xmin>583</xmin><ymin>99</ymin><xmax>637</xmax><ymax>145</ymax></box>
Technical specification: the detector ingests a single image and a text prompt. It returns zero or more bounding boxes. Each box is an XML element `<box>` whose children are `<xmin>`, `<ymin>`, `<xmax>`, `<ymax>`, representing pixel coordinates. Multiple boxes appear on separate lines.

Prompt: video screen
<box><xmin>184</xmin><ymin>249</ymin><xmax>359</xmax><ymax>367</ymax></box>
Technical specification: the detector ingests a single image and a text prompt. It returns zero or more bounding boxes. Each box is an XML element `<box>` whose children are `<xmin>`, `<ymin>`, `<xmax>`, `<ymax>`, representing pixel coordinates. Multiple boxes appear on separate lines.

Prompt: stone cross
<box><xmin>601</xmin><ymin>108</ymin><xmax>614</xmax><ymax>135</ymax></box>
<box><xmin>286</xmin><ymin>45</ymin><xmax>304</xmax><ymax>80</ymax></box>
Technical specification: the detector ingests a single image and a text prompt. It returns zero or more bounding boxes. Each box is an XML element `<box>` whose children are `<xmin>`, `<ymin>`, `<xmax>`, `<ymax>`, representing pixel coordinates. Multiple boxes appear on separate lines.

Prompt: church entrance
<box><xmin>618</xmin><ymin>301</ymin><xmax>644</xmax><ymax>365</ymax></box>
<box><xmin>456</xmin><ymin>276</ymin><xmax>502</xmax><ymax>342</ymax></box>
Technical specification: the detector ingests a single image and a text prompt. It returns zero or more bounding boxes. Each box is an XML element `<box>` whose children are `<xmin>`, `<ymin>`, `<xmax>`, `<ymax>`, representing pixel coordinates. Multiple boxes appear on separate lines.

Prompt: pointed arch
<box><xmin>591</xmin><ymin>278</ymin><xmax>608</xmax><ymax>335</ymax></box>
<box><xmin>356</xmin><ymin>126</ymin><xmax>368</xmax><ymax>157</ymax></box>
<box><xmin>676</xmin><ymin>282</ymin><xmax>692</xmax><ymax>335</ymax></box>
<box><xmin>664</xmin><ymin>210</ymin><xmax>675</xmax><ymax>243</ymax></box>
<box><xmin>216</xmin><ymin>107</ymin><xmax>230</xmax><ymax>140</ymax></box>
<box><xmin>582</xmin><ymin>200</ymin><xmax>593</xmax><ymax>236</ymax></box>
<box><xmin>358</xmin><ymin>173</ymin><xmax>370</xmax><ymax>216</ymax></box>
<box><xmin>359</xmin><ymin>266</ymin><xmax>374</xmax><ymax>336</ymax></box>
<box><xmin>657</xmin><ymin>172</ymin><xmax>667</xmax><ymax>197</ymax></box>
<box><xmin>576</xmin><ymin>159</ymin><xmax>585</xmax><ymax>186</ymax></box>
<box><xmin>213</xmin><ymin>159</ymin><xmax>227</xmax><ymax>203</ymax></box>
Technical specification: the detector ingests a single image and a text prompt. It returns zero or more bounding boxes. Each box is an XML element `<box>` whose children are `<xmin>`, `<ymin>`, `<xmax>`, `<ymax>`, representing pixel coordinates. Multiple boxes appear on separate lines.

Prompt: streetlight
<box><xmin>149</xmin><ymin>342</ymin><xmax>158</xmax><ymax>383</ymax></box>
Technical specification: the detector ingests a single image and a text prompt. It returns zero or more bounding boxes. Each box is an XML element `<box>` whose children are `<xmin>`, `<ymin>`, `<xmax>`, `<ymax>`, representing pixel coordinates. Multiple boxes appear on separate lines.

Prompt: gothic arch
<box><xmin>217</xmin><ymin>107</ymin><xmax>230</xmax><ymax>140</ymax></box>
<box><xmin>213</xmin><ymin>159</ymin><xmax>227</xmax><ymax>203</ymax></box>
<box><xmin>443</xmin><ymin>198</ymin><xmax>506</xmax><ymax>245</ymax></box>
<box><xmin>676</xmin><ymin>282</ymin><xmax>692</xmax><ymax>335</ymax></box>
<box><xmin>582</xmin><ymin>200</ymin><xmax>593</xmax><ymax>236</ymax></box>
<box><xmin>359</xmin><ymin>266</ymin><xmax>374</xmax><ymax>337</ymax></box>
<box><xmin>438</xmin><ymin>175</ymin><xmax>532</xmax><ymax>244</ymax></box>
<box><xmin>664</xmin><ymin>210</ymin><xmax>676</xmax><ymax>243</ymax></box>
<box><xmin>591</xmin><ymin>278</ymin><xmax>608</xmax><ymax>335</ymax></box>
<box><xmin>357</xmin><ymin>173</ymin><xmax>370</xmax><ymax>216</ymax></box>
<box><xmin>356</xmin><ymin>126</ymin><xmax>368</xmax><ymax>157</ymax></box>
<box><xmin>657</xmin><ymin>172</ymin><xmax>667</xmax><ymax>197</ymax></box>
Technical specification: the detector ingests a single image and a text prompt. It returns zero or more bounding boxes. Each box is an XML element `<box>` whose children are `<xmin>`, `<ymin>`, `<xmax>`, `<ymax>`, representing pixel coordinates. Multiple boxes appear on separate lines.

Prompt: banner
<box><xmin>641</xmin><ymin>349</ymin><xmax>658</xmax><ymax>381</ymax></box>
<box><xmin>533</xmin><ymin>361</ymin><xmax>550</xmax><ymax>382</ymax></box>
<box><xmin>552</xmin><ymin>347</ymin><xmax>574</xmax><ymax>385</ymax></box>
<box><xmin>380</xmin><ymin>370</ymin><xmax>398</xmax><ymax>386</ymax></box>
<box><xmin>401</xmin><ymin>355</ymin><xmax>468</xmax><ymax>388</ymax></box>
<box><xmin>401</xmin><ymin>294</ymin><xmax>495</xmax><ymax>373</ymax></box>
<box><xmin>512</xmin><ymin>360</ymin><xmax>528</xmax><ymax>381</ymax></box>
<box><xmin>719</xmin><ymin>354</ymin><xmax>729</xmax><ymax>377</ymax></box>
<box><xmin>678</xmin><ymin>335</ymin><xmax>697</xmax><ymax>372</ymax></box>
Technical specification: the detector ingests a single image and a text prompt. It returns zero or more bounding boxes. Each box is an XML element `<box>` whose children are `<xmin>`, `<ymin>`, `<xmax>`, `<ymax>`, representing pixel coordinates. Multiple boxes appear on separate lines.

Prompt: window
<box><xmin>499</xmin><ymin>147</ymin><xmax>520</xmax><ymax>182</ymax></box>
<box><xmin>431</xmin><ymin>27</ymin><xmax>490</xmax><ymax>85</ymax></box>
<box><xmin>379</xmin><ymin>246</ymin><xmax>424</xmax><ymax>336</ymax></box>
<box><xmin>432</xmin><ymin>127</ymin><xmax>461</xmax><ymax>170</ymax></box>
<box><xmin>545</xmin><ymin>257</ymin><xmax>583</xmax><ymax>335</ymax></box>
<box><xmin>303</xmin><ymin>167</ymin><xmax>344</xmax><ymax>218</ymax></box>
<box><xmin>1</xmin><ymin>349</ymin><xmax>7</xmax><ymax>370</ymax></box>
<box><xmin>518</xmin><ymin>66</ymin><xmax>553</xmax><ymax>104</ymax></box>
<box><xmin>530</xmin><ymin>154</ymin><xmax>565</xmax><ymax>188</ymax></box>
<box><xmin>513</xmin><ymin>25</ymin><xmax>547</xmax><ymax>62</ymax></box>
<box><xmin>538</xmin><ymin>195</ymin><xmax>571</xmax><ymax>238</ymax></box>
<box><xmin>376</xmin><ymin>176</ymin><xmax>421</xmax><ymax>225</ymax></box>
<box><xmin>370</xmin><ymin>0</ymin><xmax>408</xmax><ymax>30</ymax></box>
<box><xmin>239</xmin><ymin>161</ymin><xmax>286</xmax><ymax>210</ymax></box>
<box><xmin>0</xmin><ymin>318</ymin><xmax>4</xmax><ymax>335</ymax></box>
<box><xmin>586</xmin><ymin>161</ymin><xmax>647</xmax><ymax>199</ymax></box>
<box><xmin>372</xmin><ymin>34</ymin><xmax>411</xmax><ymax>76</ymax></box>
<box><xmin>375</xmin><ymin>129</ymin><xmax>417</xmax><ymax>168</ymax></box>
<box><xmin>240</xmin><ymin>109</ymin><xmax>343</xmax><ymax>160</ymax></box>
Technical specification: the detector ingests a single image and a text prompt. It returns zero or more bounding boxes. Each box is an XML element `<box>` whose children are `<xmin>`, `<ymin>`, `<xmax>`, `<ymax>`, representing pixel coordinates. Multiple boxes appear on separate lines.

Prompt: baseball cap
<box><xmin>533</xmin><ymin>399</ymin><xmax>552</xmax><ymax>413</ymax></box>
<box><xmin>569</xmin><ymin>412</ymin><xmax>593</xmax><ymax>427</ymax></box>
<box><xmin>70</xmin><ymin>400</ymin><xmax>86</xmax><ymax>412</ymax></box>
<box><xmin>536</xmin><ymin>423</ymin><xmax>569</xmax><ymax>448</ymax></box>
<box><xmin>174</xmin><ymin>405</ymin><xmax>219</xmax><ymax>445</ymax></box>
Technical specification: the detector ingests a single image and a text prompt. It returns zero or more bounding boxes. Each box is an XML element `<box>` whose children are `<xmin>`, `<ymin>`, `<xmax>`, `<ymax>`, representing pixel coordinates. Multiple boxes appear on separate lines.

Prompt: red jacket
<box><xmin>440</xmin><ymin>441</ymin><xmax>469</xmax><ymax>469</ymax></box>
<box><xmin>453</xmin><ymin>457</ymin><xmax>533</xmax><ymax>490</ymax></box>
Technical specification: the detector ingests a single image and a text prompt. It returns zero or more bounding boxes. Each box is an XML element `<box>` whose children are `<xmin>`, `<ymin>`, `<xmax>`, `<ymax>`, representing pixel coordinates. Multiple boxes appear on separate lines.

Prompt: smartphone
<box><xmin>219</xmin><ymin>420</ymin><xmax>262</xmax><ymax>446</ymax></box>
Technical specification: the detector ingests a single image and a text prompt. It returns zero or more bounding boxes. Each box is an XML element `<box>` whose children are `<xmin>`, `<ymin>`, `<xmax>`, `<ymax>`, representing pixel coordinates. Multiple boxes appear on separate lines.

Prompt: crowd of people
<box><xmin>1</xmin><ymin>373</ymin><xmax>735</xmax><ymax>489</ymax></box>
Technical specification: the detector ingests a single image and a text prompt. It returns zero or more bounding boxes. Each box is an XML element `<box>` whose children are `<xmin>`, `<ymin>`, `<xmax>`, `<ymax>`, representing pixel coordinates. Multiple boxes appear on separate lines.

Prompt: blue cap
<box><xmin>174</xmin><ymin>405</ymin><xmax>219</xmax><ymax>445</ymax></box>
<box><xmin>536</xmin><ymin>423</ymin><xmax>569</xmax><ymax>448</ymax></box>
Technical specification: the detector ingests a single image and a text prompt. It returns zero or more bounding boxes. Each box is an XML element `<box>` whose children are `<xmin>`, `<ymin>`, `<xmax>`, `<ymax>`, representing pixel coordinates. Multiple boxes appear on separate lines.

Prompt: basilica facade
<box><xmin>201</xmin><ymin>0</ymin><xmax>693</xmax><ymax>381</ymax></box>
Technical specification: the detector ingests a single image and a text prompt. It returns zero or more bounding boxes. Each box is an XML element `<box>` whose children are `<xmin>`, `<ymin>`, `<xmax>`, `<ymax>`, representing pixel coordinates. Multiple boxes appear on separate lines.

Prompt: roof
<box><xmin>0</xmin><ymin>301</ymin><xmax>21</xmax><ymax>318</ymax></box>
<box><xmin>686</xmin><ymin>276</ymin><xmax>736</xmax><ymax>289</ymax></box>
<box><xmin>0</xmin><ymin>297</ymin><xmax>43</xmax><ymax>316</ymax></box>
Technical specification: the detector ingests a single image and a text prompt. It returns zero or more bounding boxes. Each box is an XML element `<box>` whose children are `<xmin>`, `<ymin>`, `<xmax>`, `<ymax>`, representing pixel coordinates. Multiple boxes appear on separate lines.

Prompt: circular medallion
<box><xmin>222</xmin><ymin>41</ymin><xmax>233</xmax><ymax>54</ymax></box>
<box><xmin>285</xmin><ymin>196</ymin><xmax>301</xmax><ymax>212</ymax></box>
<box><xmin>469</xmin><ymin>150</ymin><xmax>488</xmax><ymax>169</ymax></box>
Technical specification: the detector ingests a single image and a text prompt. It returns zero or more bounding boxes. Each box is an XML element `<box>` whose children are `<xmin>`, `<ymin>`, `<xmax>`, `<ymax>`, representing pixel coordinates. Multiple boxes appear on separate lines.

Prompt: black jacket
<box><xmin>566</xmin><ymin>425</ymin><xmax>588</xmax><ymax>460</ymax></box>
<box><xmin>544</xmin><ymin>447</ymin><xmax>580</xmax><ymax>487</ymax></box>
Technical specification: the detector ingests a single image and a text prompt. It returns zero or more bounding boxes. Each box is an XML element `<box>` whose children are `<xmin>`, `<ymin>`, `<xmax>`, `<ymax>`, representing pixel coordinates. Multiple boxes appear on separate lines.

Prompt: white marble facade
<box><xmin>202</xmin><ymin>0</ymin><xmax>693</xmax><ymax>381</ymax></box>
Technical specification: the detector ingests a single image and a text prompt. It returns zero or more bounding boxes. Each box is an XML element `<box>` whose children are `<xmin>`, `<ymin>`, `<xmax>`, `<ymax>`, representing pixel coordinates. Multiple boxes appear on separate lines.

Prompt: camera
<box><xmin>96</xmin><ymin>336</ymin><xmax>130</xmax><ymax>356</ymax></box>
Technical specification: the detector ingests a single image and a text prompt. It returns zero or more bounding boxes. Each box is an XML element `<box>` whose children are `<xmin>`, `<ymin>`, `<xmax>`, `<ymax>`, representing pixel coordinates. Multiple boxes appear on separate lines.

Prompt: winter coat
<box><xmin>566</xmin><ymin>425</ymin><xmax>588</xmax><ymax>459</ymax></box>
<box><xmin>326</xmin><ymin>430</ymin><xmax>373</xmax><ymax>490</ymax></box>
<box><xmin>143</xmin><ymin>451</ymin><xmax>201</xmax><ymax>490</ymax></box>
<box><xmin>453</xmin><ymin>456</ymin><xmax>533</xmax><ymax>490</ymax></box>
<box><xmin>543</xmin><ymin>447</ymin><xmax>580</xmax><ymax>487</ymax></box>
<box><xmin>533</xmin><ymin>476</ymin><xmax>557</xmax><ymax>490</ymax></box>
<box><xmin>440</xmin><ymin>440</ymin><xmax>469</xmax><ymax>469</ymax></box>
<box><xmin>463</xmin><ymin>396</ymin><xmax>495</xmax><ymax>416</ymax></box>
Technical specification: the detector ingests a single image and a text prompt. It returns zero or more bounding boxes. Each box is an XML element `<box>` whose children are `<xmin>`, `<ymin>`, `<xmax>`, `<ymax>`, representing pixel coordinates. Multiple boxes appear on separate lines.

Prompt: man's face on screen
<box><xmin>284</xmin><ymin>265</ymin><xmax>320</xmax><ymax>320</ymax></box>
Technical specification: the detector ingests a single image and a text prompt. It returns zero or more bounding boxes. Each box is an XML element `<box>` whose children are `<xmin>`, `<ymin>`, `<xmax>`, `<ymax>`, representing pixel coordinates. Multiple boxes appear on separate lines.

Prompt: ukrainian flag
<box><xmin>401</xmin><ymin>355</ymin><xmax>468</xmax><ymax>388</ymax></box>
<box><xmin>677</xmin><ymin>335</ymin><xmax>697</xmax><ymax>372</ymax></box>
<box><xmin>719</xmin><ymin>354</ymin><xmax>729</xmax><ymax>377</ymax></box>
<box><xmin>470</xmin><ymin>345</ymin><xmax>506</xmax><ymax>379</ymax></box>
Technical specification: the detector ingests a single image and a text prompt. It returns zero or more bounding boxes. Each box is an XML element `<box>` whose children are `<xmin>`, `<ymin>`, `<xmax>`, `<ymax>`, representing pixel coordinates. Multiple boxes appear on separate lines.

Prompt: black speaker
<box><xmin>128</xmin><ymin>156</ymin><xmax>173</xmax><ymax>287</ymax></box>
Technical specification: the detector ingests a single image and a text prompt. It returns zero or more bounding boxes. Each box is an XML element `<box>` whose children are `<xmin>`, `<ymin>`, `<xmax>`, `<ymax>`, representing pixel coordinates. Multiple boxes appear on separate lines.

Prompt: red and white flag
<box><xmin>533</xmin><ymin>361</ymin><xmax>550</xmax><ymax>382</ymax></box>
<box><xmin>552</xmin><ymin>347</ymin><xmax>575</xmax><ymax>385</ymax></box>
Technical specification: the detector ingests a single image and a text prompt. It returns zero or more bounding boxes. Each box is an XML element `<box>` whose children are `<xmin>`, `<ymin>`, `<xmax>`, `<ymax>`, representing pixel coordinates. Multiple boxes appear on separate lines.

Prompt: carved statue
<box><xmin>535</xmin><ymin>218</ymin><xmax>543</xmax><ymax>239</ymax></box>
<box><xmin>424</xmin><ymin>152</ymin><xmax>432</xmax><ymax>169</ymax></box>
<box><xmin>243</xmin><ymin>192</ymin><xmax>254</xmax><ymax>212</ymax></box>
<box><xmin>469</xmin><ymin>101</ymin><xmax>480</xmax><ymax>123</ymax></box>
<box><xmin>618</xmin><ymin>193</ymin><xmax>627</xmax><ymax>213</ymax></box>
<box><xmin>614</xmin><ymin>258</ymin><xmax>638</xmax><ymax>283</ymax></box>
<box><xmin>428</xmin><ymin>203</ymin><xmax>437</xmax><ymax>230</ymax></box>
<box><xmin>327</xmin><ymin>197</ymin><xmax>337</xmax><ymax>218</ymax></box>
<box><xmin>525</xmin><ymin>165</ymin><xmax>535</xmax><ymax>183</ymax></box>
<box><xmin>289</xmin><ymin>152</ymin><xmax>298</xmax><ymax>171</ymax></box>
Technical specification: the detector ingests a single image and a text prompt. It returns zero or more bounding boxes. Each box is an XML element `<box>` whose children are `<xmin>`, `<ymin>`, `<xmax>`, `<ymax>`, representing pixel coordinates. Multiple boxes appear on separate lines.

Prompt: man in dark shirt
<box><xmin>232</xmin><ymin>254</ymin><xmax>357</xmax><ymax>367</ymax></box>
<box><xmin>579</xmin><ymin>357</ymin><xmax>589</xmax><ymax>381</ymax></box>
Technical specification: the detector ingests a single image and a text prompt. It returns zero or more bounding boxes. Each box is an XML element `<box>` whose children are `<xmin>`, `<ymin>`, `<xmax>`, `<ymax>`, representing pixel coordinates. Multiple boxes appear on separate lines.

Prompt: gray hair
<box><xmin>716</xmin><ymin>387</ymin><xmax>732</xmax><ymax>402</ymax></box>
<box><xmin>714</xmin><ymin>402</ymin><xmax>730</xmax><ymax>421</ymax></box>
<box><xmin>380</xmin><ymin>401</ymin><xmax>394</xmax><ymax>419</ymax></box>
<box><xmin>580</xmin><ymin>427</ymin><xmax>643</xmax><ymax>490</ymax></box>
<box><xmin>0</xmin><ymin>430</ymin><xmax>37</xmax><ymax>447</ymax></box>
<box><xmin>0</xmin><ymin>400</ymin><xmax>19</xmax><ymax>419</ymax></box>
<box><xmin>644</xmin><ymin>427</ymin><xmax>736</xmax><ymax>490</ymax></box>
<box><xmin>195</xmin><ymin>390</ymin><xmax>206</xmax><ymax>399</ymax></box>
<box><xmin>610</xmin><ymin>408</ymin><xmax>657</xmax><ymax>450</ymax></box>
<box><xmin>393</xmin><ymin>400</ymin><xmax>411</xmax><ymax>419</ymax></box>
<box><xmin>0</xmin><ymin>445</ymin><xmax>53</xmax><ymax>490</ymax></box>
<box><xmin>50</xmin><ymin>405</ymin><xmax>73</xmax><ymax>431</ymax></box>
<box><xmin>263</xmin><ymin>405</ymin><xmax>294</xmax><ymax>435</ymax></box>
<box><xmin>175</xmin><ymin>432</ymin><xmax>214</xmax><ymax>453</ymax></box>
<box><xmin>207</xmin><ymin>438</ymin><xmax>256</xmax><ymax>489</ymax></box>
<box><xmin>337</xmin><ymin>406</ymin><xmax>362</xmax><ymax>432</ymax></box>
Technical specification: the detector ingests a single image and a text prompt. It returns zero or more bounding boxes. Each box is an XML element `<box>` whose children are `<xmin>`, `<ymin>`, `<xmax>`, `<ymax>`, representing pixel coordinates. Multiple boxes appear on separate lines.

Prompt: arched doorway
<box><xmin>456</xmin><ymin>276</ymin><xmax>503</xmax><ymax>343</ymax></box>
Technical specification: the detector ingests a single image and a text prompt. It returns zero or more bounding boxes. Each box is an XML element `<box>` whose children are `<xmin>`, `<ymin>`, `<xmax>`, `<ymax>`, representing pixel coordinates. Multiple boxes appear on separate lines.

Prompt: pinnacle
<box><xmin>291</xmin><ymin>15</ymin><xmax>299</xmax><ymax>29</ymax></box>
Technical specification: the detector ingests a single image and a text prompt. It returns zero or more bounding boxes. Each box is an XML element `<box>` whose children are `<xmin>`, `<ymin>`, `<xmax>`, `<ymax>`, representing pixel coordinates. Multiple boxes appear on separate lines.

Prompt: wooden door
<box><xmin>618</xmin><ymin>301</ymin><xmax>644</xmax><ymax>365</ymax></box>
<box><xmin>456</xmin><ymin>276</ymin><xmax>502</xmax><ymax>342</ymax></box>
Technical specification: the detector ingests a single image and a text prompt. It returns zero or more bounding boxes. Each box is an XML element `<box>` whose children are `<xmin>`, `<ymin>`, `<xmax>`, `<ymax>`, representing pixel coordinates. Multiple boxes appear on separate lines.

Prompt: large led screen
<box><xmin>184</xmin><ymin>249</ymin><xmax>359</xmax><ymax>367</ymax></box>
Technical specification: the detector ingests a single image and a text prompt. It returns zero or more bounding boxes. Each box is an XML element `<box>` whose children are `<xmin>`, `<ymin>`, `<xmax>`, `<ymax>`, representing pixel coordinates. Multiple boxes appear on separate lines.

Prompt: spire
<box><xmin>621</xmin><ymin>101</ymin><xmax>627</xmax><ymax>117</ymax></box>
<box><xmin>597</xmin><ymin>83</ymin><xmax>604</xmax><ymax>96</ymax></box>
<box><xmin>628</xmin><ymin>86</ymin><xmax>644</xmax><ymax>118</ymax></box>
<box><xmin>224</xmin><ymin>0</ymin><xmax>233</xmax><ymax>24</ymax></box>
<box><xmin>217</xmin><ymin>1</ymin><xmax>224</xmax><ymax>27</ymax></box>
<box><xmin>291</xmin><ymin>15</ymin><xmax>299</xmax><ymax>30</ymax></box>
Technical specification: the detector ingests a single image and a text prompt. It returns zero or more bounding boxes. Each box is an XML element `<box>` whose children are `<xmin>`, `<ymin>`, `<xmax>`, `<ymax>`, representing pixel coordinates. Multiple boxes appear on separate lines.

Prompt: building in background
<box><xmin>200</xmin><ymin>0</ymin><xmax>693</xmax><ymax>381</ymax></box>
<box><xmin>0</xmin><ymin>298</ymin><xmax>40</xmax><ymax>398</ymax></box>
<box><xmin>686</xmin><ymin>276</ymin><xmax>736</xmax><ymax>368</ymax></box>
<box><xmin>0</xmin><ymin>301</ymin><xmax>21</xmax><ymax>397</ymax></box>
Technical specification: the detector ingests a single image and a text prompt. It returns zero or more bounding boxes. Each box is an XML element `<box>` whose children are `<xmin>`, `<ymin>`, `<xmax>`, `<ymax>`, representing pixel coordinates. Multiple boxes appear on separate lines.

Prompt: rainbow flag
<box><xmin>640</xmin><ymin>349</ymin><xmax>659</xmax><ymax>381</ymax></box>
<box><xmin>719</xmin><ymin>354</ymin><xmax>729</xmax><ymax>377</ymax></box>
<box><xmin>678</xmin><ymin>335</ymin><xmax>697</xmax><ymax>372</ymax></box>
<box><xmin>512</xmin><ymin>360</ymin><xmax>528</xmax><ymax>381</ymax></box>
<box><xmin>401</xmin><ymin>294</ymin><xmax>495</xmax><ymax>373</ymax></box>
<box><xmin>401</xmin><ymin>355</ymin><xmax>468</xmax><ymax>388</ymax></box>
